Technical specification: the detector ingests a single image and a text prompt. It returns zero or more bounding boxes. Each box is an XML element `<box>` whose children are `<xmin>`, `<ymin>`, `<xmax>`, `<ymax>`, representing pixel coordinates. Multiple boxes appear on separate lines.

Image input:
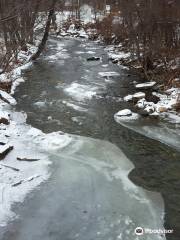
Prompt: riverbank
<box><xmin>56</xmin><ymin>21</ymin><xmax>180</xmax><ymax>126</ymax></box>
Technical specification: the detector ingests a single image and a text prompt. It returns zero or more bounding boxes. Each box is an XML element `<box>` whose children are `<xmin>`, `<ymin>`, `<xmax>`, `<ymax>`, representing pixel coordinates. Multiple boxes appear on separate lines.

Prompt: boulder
<box><xmin>136</xmin><ymin>98</ymin><xmax>146</xmax><ymax>109</ymax></box>
<box><xmin>0</xmin><ymin>111</ymin><xmax>10</xmax><ymax>125</ymax></box>
<box><xmin>133</xmin><ymin>92</ymin><xmax>146</xmax><ymax>101</ymax></box>
<box><xmin>116</xmin><ymin>109</ymin><xmax>132</xmax><ymax>117</ymax></box>
<box><xmin>146</xmin><ymin>92</ymin><xmax>160</xmax><ymax>103</ymax></box>
<box><xmin>124</xmin><ymin>95</ymin><xmax>133</xmax><ymax>102</ymax></box>
<box><xmin>144</xmin><ymin>105</ymin><xmax>155</xmax><ymax>114</ymax></box>
<box><xmin>0</xmin><ymin>117</ymin><xmax>9</xmax><ymax>125</ymax></box>
<box><xmin>112</xmin><ymin>59</ymin><xmax>119</xmax><ymax>64</ymax></box>
<box><xmin>87</xmin><ymin>57</ymin><xmax>101</xmax><ymax>61</ymax></box>
<box><xmin>149</xmin><ymin>112</ymin><xmax>159</xmax><ymax>119</ymax></box>
<box><xmin>135</xmin><ymin>81</ymin><xmax>156</xmax><ymax>90</ymax></box>
<box><xmin>124</xmin><ymin>92</ymin><xmax>146</xmax><ymax>103</ymax></box>
<box><xmin>136</xmin><ymin>109</ymin><xmax>150</xmax><ymax>117</ymax></box>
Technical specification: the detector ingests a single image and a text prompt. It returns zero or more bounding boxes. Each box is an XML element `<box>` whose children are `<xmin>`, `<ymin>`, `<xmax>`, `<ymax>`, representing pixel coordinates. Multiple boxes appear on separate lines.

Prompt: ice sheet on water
<box><xmin>57</xmin><ymin>136</ymin><xmax>166</xmax><ymax>240</ymax></box>
<box><xmin>0</xmin><ymin>109</ymin><xmax>166</xmax><ymax>239</ymax></box>
<box><xmin>0</xmin><ymin>109</ymin><xmax>72</xmax><ymax>227</ymax></box>
<box><xmin>115</xmin><ymin>115</ymin><xmax>180</xmax><ymax>151</ymax></box>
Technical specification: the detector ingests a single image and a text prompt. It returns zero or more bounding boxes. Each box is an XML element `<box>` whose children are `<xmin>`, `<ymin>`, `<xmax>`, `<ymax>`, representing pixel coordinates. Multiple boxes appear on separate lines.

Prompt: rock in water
<box><xmin>135</xmin><ymin>82</ymin><xmax>156</xmax><ymax>90</ymax></box>
<box><xmin>124</xmin><ymin>95</ymin><xmax>133</xmax><ymax>102</ymax></box>
<box><xmin>87</xmin><ymin>57</ymin><xmax>100</xmax><ymax>61</ymax></box>
<box><xmin>133</xmin><ymin>92</ymin><xmax>146</xmax><ymax>102</ymax></box>
<box><xmin>116</xmin><ymin>109</ymin><xmax>132</xmax><ymax>117</ymax></box>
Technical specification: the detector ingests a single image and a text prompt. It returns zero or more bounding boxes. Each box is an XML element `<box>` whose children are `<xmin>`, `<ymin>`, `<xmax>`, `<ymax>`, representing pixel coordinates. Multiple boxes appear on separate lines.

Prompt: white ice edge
<box><xmin>114</xmin><ymin>111</ymin><xmax>180</xmax><ymax>151</ymax></box>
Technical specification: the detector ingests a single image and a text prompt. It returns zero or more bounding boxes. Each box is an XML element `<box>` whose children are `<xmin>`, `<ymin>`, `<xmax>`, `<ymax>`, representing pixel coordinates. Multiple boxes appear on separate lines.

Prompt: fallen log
<box><xmin>17</xmin><ymin>157</ymin><xmax>40</xmax><ymax>162</ymax></box>
<box><xmin>0</xmin><ymin>144</ymin><xmax>13</xmax><ymax>160</ymax></box>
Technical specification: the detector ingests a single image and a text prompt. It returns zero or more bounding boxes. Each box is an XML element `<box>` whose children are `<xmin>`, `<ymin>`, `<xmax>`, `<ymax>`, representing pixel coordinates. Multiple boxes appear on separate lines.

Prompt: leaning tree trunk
<box><xmin>31</xmin><ymin>0</ymin><xmax>57</xmax><ymax>60</ymax></box>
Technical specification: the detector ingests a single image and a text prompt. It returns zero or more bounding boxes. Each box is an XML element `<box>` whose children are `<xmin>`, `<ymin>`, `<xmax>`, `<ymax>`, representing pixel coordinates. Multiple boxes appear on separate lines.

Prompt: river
<box><xmin>1</xmin><ymin>37</ymin><xmax>180</xmax><ymax>240</ymax></box>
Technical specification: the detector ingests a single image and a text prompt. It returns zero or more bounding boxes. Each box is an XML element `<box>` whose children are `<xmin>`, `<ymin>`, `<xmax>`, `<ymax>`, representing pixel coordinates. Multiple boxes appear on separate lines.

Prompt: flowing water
<box><xmin>1</xmin><ymin>37</ymin><xmax>180</xmax><ymax>240</ymax></box>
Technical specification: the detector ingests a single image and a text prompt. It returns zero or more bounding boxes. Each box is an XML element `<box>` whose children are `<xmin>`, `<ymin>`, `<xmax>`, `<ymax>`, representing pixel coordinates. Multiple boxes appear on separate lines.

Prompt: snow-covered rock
<box><xmin>108</xmin><ymin>52</ymin><xmax>130</xmax><ymax>61</ymax></box>
<box><xmin>133</xmin><ymin>92</ymin><xmax>146</xmax><ymax>100</ymax></box>
<box><xmin>116</xmin><ymin>109</ymin><xmax>132</xmax><ymax>117</ymax></box>
<box><xmin>124</xmin><ymin>95</ymin><xmax>133</xmax><ymax>102</ymax></box>
<box><xmin>144</xmin><ymin>104</ymin><xmax>155</xmax><ymax>114</ymax></box>
<box><xmin>135</xmin><ymin>81</ymin><xmax>156</xmax><ymax>90</ymax></box>
<box><xmin>98</xmin><ymin>72</ymin><xmax>120</xmax><ymax>77</ymax></box>
<box><xmin>0</xmin><ymin>90</ymin><xmax>17</xmax><ymax>105</ymax></box>
<box><xmin>114</xmin><ymin>110</ymin><xmax>139</xmax><ymax>122</ymax></box>
<box><xmin>124</xmin><ymin>92</ymin><xmax>145</xmax><ymax>102</ymax></box>
<box><xmin>87</xmin><ymin>56</ymin><xmax>101</xmax><ymax>61</ymax></box>
<box><xmin>78</xmin><ymin>29</ymin><xmax>88</xmax><ymax>39</ymax></box>
<box><xmin>0</xmin><ymin>111</ymin><xmax>10</xmax><ymax>125</ymax></box>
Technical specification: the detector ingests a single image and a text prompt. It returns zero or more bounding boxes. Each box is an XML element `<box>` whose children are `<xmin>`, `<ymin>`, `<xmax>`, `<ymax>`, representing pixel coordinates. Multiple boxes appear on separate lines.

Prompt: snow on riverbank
<box><xmin>56</xmin><ymin>17</ymin><xmax>180</xmax><ymax>122</ymax></box>
<box><xmin>0</xmin><ymin>44</ymin><xmax>38</xmax><ymax>95</ymax></box>
<box><xmin>114</xmin><ymin>87</ymin><xmax>180</xmax><ymax>149</ymax></box>
<box><xmin>0</xmin><ymin>100</ymin><xmax>72</xmax><ymax>226</ymax></box>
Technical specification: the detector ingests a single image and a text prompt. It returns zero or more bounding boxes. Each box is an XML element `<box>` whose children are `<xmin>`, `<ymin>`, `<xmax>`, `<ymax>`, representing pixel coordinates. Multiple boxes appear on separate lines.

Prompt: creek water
<box><xmin>1</xmin><ymin>37</ymin><xmax>180</xmax><ymax>240</ymax></box>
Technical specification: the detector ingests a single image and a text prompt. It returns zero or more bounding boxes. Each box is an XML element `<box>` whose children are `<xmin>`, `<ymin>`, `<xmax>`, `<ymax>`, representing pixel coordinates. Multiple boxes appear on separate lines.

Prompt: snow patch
<box><xmin>135</xmin><ymin>82</ymin><xmax>156</xmax><ymax>89</ymax></box>
<box><xmin>0</xmin><ymin>108</ymin><xmax>72</xmax><ymax>226</ymax></box>
<box><xmin>114</xmin><ymin>110</ymin><xmax>139</xmax><ymax>122</ymax></box>
<box><xmin>64</xmin><ymin>83</ymin><xmax>97</xmax><ymax>101</ymax></box>
<box><xmin>98</xmin><ymin>72</ymin><xmax>120</xmax><ymax>78</ymax></box>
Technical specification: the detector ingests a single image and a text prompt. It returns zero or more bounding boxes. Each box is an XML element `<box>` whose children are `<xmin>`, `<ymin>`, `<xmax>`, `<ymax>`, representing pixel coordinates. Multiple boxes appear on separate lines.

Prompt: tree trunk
<box><xmin>31</xmin><ymin>0</ymin><xmax>57</xmax><ymax>60</ymax></box>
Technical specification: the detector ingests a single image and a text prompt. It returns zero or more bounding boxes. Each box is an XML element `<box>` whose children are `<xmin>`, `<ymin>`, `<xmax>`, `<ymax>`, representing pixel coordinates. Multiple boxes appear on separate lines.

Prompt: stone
<box><xmin>0</xmin><ymin>117</ymin><xmax>9</xmax><ymax>125</ymax></box>
<box><xmin>135</xmin><ymin>82</ymin><xmax>156</xmax><ymax>90</ymax></box>
<box><xmin>124</xmin><ymin>95</ymin><xmax>133</xmax><ymax>102</ymax></box>
<box><xmin>136</xmin><ymin>109</ymin><xmax>150</xmax><ymax>117</ymax></box>
<box><xmin>157</xmin><ymin>106</ymin><xmax>168</xmax><ymax>113</ymax></box>
<box><xmin>87</xmin><ymin>57</ymin><xmax>100</xmax><ymax>61</ymax></box>
<box><xmin>133</xmin><ymin>92</ymin><xmax>146</xmax><ymax>101</ymax></box>
<box><xmin>116</xmin><ymin>109</ymin><xmax>132</xmax><ymax>117</ymax></box>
